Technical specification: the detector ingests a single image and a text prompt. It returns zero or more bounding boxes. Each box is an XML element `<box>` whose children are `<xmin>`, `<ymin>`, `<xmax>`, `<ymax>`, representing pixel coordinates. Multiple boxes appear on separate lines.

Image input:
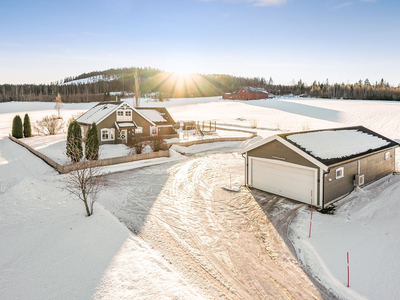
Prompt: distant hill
<box><xmin>1</xmin><ymin>67</ymin><xmax>399</xmax><ymax>103</ymax></box>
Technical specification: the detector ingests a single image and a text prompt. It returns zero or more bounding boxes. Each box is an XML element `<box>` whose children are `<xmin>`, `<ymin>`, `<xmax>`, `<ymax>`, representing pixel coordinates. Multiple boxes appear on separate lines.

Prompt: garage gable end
<box><xmin>246</xmin><ymin>137</ymin><xmax>328</xmax><ymax>171</ymax></box>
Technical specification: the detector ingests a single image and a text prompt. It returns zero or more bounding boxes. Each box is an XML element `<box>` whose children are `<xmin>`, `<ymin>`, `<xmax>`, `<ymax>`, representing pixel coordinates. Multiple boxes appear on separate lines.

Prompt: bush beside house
<box><xmin>66</xmin><ymin>121</ymin><xmax>83</xmax><ymax>163</ymax></box>
<box><xmin>85</xmin><ymin>123</ymin><xmax>99</xmax><ymax>160</ymax></box>
<box><xmin>23</xmin><ymin>114</ymin><xmax>32</xmax><ymax>138</ymax></box>
<box><xmin>12</xmin><ymin>115</ymin><xmax>23</xmax><ymax>138</ymax></box>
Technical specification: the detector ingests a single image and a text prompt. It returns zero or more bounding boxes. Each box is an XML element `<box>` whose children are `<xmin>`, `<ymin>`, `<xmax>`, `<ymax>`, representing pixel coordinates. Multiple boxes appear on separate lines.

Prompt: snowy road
<box><xmin>102</xmin><ymin>152</ymin><xmax>336</xmax><ymax>299</ymax></box>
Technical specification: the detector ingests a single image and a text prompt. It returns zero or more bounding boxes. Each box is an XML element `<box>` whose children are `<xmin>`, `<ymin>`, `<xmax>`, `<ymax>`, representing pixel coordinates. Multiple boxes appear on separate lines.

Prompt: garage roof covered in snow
<box><xmin>242</xmin><ymin>126</ymin><xmax>398</xmax><ymax>167</ymax></box>
<box><xmin>282</xmin><ymin>126</ymin><xmax>399</xmax><ymax>166</ymax></box>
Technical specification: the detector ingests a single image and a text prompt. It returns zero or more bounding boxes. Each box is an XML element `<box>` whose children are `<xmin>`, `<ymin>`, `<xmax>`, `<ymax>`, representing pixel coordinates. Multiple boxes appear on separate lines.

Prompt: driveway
<box><xmin>101</xmin><ymin>152</ymin><xmax>336</xmax><ymax>299</ymax></box>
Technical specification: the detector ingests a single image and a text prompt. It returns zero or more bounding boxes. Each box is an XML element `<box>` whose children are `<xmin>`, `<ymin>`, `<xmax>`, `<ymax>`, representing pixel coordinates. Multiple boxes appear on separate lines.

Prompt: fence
<box><xmin>9</xmin><ymin>134</ymin><xmax>170</xmax><ymax>174</ymax></box>
<box><xmin>166</xmin><ymin>131</ymin><xmax>257</xmax><ymax>148</ymax></box>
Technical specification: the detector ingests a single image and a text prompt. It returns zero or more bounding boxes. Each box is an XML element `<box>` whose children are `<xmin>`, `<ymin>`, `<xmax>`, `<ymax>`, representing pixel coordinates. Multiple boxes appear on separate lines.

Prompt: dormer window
<box><xmin>117</xmin><ymin>109</ymin><xmax>132</xmax><ymax>121</ymax></box>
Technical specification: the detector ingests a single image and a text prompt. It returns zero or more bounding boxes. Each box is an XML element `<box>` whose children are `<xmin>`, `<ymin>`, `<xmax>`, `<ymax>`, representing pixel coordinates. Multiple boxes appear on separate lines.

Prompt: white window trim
<box><xmin>101</xmin><ymin>128</ymin><xmax>115</xmax><ymax>141</ymax></box>
<box><xmin>385</xmin><ymin>152</ymin><xmax>390</xmax><ymax>161</ymax></box>
<box><xmin>135</xmin><ymin>127</ymin><xmax>143</xmax><ymax>134</ymax></box>
<box><xmin>118</xmin><ymin>129</ymin><xmax>127</xmax><ymax>140</ymax></box>
<box><xmin>116</xmin><ymin>109</ymin><xmax>133</xmax><ymax>121</ymax></box>
<box><xmin>151</xmin><ymin>126</ymin><xmax>158</xmax><ymax>136</ymax></box>
<box><xmin>336</xmin><ymin>167</ymin><xmax>344</xmax><ymax>179</ymax></box>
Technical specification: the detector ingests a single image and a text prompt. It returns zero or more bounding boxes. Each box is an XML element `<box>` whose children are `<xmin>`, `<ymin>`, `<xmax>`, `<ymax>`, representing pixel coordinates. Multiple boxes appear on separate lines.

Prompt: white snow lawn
<box><xmin>2</xmin><ymin>96</ymin><xmax>400</xmax><ymax>299</ymax></box>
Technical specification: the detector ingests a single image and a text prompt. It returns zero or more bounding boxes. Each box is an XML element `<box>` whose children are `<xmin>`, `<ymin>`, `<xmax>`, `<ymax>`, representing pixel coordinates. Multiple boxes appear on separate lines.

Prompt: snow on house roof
<box><xmin>76</xmin><ymin>103</ymin><xmax>119</xmax><ymax>125</ymax></box>
<box><xmin>118</xmin><ymin>122</ymin><xmax>137</xmax><ymax>128</ymax></box>
<box><xmin>286</xmin><ymin>129</ymin><xmax>391</xmax><ymax>160</ymax></box>
<box><xmin>138</xmin><ymin>109</ymin><xmax>167</xmax><ymax>122</ymax></box>
<box><xmin>243</xmin><ymin>86</ymin><xmax>268</xmax><ymax>94</ymax></box>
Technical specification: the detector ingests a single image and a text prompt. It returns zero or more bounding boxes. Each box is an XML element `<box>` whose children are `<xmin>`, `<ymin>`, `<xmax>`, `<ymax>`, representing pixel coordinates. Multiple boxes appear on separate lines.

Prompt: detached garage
<box><xmin>242</xmin><ymin>126</ymin><xmax>399</xmax><ymax>209</ymax></box>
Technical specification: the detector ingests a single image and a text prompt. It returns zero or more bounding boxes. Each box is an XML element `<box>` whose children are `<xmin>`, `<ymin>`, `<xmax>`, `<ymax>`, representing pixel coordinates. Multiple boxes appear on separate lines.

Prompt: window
<box><xmin>116</xmin><ymin>110</ymin><xmax>132</xmax><ymax>121</ymax></box>
<box><xmin>101</xmin><ymin>129</ymin><xmax>115</xmax><ymax>141</ymax></box>
<box><xmin>135</xmin><ymin>127</ymin><xmax>143</xmax><ymax>134</ymax></box>
<box><xmin>118</xmin><ymin>129</ymin><xmax>127</xmax><ymax>140</ymax></box>
<box><xmin>335</xmin><ymin>167</ymin><xmax>344</xmax><ymax>179</ymax></box>
<box><xmin>151</xmin><ymin>126</ymin><xmax>158</xmax><ymax>136</ymax></box>
<box><xmin>385</xmin><ymin>152</ymin><xmax>390</xmax><ymax>161</ymax></box>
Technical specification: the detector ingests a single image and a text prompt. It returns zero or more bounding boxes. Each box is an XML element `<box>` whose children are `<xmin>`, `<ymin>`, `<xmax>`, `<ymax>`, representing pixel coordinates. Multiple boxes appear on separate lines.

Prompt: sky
<box><xmin>0</xmin><ymin>0</ymin><xmax>399</xmax><ymax>86</ymax></box>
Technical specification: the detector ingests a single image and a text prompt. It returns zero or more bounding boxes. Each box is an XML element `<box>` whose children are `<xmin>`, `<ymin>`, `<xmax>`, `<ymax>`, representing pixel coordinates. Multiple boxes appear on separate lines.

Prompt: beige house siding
<box><xmin>131</xmin><ymin>110</ymin><xmax>153</xmax><ymax>135</ymax></box>
<box><xmin>95</xmin><ymin>108</ymin><xmax>153</xmax><ymax>145</ymax></box>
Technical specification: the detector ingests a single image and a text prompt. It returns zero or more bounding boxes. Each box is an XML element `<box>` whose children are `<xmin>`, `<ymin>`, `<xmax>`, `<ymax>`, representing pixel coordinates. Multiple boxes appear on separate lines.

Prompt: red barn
<box><xmin>223</xmin><ymin>86</ymin><xmax>269</xmax><ymax>100</ymax></box>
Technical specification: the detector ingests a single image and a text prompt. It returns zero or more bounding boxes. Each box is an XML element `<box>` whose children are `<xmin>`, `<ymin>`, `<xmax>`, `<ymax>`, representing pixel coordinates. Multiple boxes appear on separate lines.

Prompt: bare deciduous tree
<box><xmin>34</xmin><ymin>114</ymin><xmax>65</xmax><ymax>135</ymax></box>
<box><xmin>64</xmin><ymin>149</ymin><xmax>104</xmax><ymax>217</ymax></box>
<box><xmin>148</xmin><ymin>135</ymin><xmax>166</xmax><ymax>152</ymax></box>
<box><xmin>54</xmin><ymin>93</ymin><xmax>63</xmax><ymax>119</ymax></box>
<box><xmin>67</xmin><ymin>112</ymin><xmax>85</xmax><ymax>128</ymax></box>
<box><xmin>129</xmin><ymin>136</ymin><xmax>147</xmax><ymax>155</ymax></box>
<box><xmin>134</xmin><ymin>68</ymin><xmax>141</xmax><ymax>107</ymax></box>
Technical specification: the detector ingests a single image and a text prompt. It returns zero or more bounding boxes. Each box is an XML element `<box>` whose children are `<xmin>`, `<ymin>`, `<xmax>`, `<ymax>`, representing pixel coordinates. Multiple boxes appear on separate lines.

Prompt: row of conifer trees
<box><xmin>12</xmin><ymin>115</ymin><xmax>99</xmax><ymax>164</ymax></box>
<box><xmin>66</xmin><ymin>121</ymin><xmax>99</xmax><ymax>163</ymax></box>
<box><xmin>12</xmin><ymin>114</ymin><xmax>31</xmax><ymax>138</ymax></box>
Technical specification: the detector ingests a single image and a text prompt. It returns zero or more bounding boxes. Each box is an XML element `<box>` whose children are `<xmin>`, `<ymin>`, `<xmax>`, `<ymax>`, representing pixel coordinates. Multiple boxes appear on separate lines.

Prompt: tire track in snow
<box><xmin>139</xmin><ymin>153</ymin><xmax>326</xmax><ymax>299</ymax></box>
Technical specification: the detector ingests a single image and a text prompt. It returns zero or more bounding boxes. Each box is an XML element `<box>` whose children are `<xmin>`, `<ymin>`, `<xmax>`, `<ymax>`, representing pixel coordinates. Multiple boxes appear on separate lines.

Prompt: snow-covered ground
<box><xmin>21</xmin><ymin>134</ymin><xmax>134</xmax><ymax>164</ymax></box>
<box><xmin>0</xmin><ymin>136</ymin><xmax>203</xmax><ymax>300</ymax></box>
<box><xmin>2</xmin><ymin>96</ymin><xmax>400</xmax><ymax>299</ymax></box>
<box><xmin>289</xmin><ymin>175</ymin><xmax>400</xmax><ymax>300</ymax></box>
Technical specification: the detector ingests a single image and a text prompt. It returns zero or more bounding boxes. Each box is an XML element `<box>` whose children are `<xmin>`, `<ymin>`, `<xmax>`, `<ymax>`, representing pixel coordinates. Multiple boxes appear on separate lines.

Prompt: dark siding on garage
<box><xmin>324</xmin><ymin>161</ymin><xmax>357</xmax><ymax>205</ymax></box>
<box><xmin>247</xmin><ymin>140</ymin><xmax>321</xmax><ymax>205</ymax></box>
<box><xmin>361</xmin><ymin>148</ymin><xmax>395</xmax><ymax>184</ymax></box>
<box><xmin>324</xmin><ymin>148</ymin><xmax>396</xmax><ymax>205</ymax></box>
<box><xmin>247</xmin><ymin>140</ymin><xmax>319</xmax><ymax>169</ymax></box>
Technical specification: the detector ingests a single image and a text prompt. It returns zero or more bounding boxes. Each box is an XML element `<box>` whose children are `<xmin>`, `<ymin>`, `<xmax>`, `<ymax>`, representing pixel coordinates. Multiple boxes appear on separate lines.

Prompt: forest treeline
<box><xmin>1</xmin><ymin>67</ymin><xmax>399</xmax><ymax>103</ymax></box>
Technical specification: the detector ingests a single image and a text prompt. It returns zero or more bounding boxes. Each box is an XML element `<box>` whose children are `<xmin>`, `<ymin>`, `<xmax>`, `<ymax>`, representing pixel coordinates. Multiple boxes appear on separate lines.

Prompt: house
<box><xmin>241</xmin><ymin>126</ymin><xmax>398</xmax><ymax>209</ymax></box>
<box><xmin>135</xmin><ymin>107</ymin><xmax>177</xmax><ymax>136</ymax></box>
<box><xmin>76</xmin><ymin>101</ymin><xmax>177</xmax><ymax>145</ymax></box>
<box><xmin>223</xmin><ymin>86</ymin><xmax>269</xmax><ymax>100</ymax></box>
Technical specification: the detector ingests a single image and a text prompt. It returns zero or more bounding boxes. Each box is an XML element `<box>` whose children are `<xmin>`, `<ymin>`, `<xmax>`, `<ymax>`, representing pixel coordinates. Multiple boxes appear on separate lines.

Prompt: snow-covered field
<box><xmin>2</xmin><ymin>96</ymin><xmax>400</xmax><ymax>299</ymax></box>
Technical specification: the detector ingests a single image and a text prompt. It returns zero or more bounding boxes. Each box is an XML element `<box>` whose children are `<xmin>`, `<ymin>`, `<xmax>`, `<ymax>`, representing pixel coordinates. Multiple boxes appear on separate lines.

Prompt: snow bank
<box><xmin>289</xmin><ymin>175</ymin><xmax>400</xmax><ymax>300</ymax></box>
<box><xmin>0</xmin><ymin>138</ymin><xmax>203</xmax><ymax>300</ymax></box>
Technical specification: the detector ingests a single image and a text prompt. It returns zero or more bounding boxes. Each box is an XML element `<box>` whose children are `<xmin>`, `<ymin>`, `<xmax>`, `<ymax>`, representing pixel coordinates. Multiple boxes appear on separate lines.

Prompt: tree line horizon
<box><xmin>1</xmin><ymin>67</ymin><xmax>399</xmax><ymax>103</ymax></box>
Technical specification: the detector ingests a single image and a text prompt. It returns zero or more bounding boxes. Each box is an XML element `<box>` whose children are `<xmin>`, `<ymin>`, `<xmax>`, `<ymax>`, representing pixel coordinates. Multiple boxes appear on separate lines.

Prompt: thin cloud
<box><xmin>333</xmin><ymin>1</ymin><xmax>354</xmax><ymax>9</ymax></box>
<box><xmin>200</xmin><ymin>0</ymin><xmax>287</xmax><ymax>7</ymax></box>
<box><xmin>328</xmin><ymin>0</ymin><xmax>374</xmax><ymax>10</ymax></box>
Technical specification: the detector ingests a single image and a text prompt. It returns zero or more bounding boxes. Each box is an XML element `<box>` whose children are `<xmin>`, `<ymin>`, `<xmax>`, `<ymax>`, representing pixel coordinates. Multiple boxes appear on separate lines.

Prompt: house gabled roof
<box><xmin>242</xmin><ymin>126</ymin><xmax>399</xmax><ymax>169</ymax></box>
<box><xmin>136</xmin><ymin>107</ymin><xmax>176</xmax><ymax>126</ymax></box>
<box><xmin>243</xmin><ymin>86</ymin><xmax>269</xmax><ymax>94</ymax></box>
<box><xmin>76</xmin><ymin>101</ymin><xmax>156</xmax><ymax>126</ymax></box>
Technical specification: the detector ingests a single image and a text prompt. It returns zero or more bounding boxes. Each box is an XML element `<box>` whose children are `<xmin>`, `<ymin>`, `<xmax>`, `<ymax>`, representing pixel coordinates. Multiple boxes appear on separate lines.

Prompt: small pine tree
<box><xmin>85</xmin><ymin>123</ymin><xmax>99</xmax><ymax>160</ymax></box>
<box><xmin>23</xmin><ymin>114</ymin><xmax>32</xmax><ymax>138</ymax></box>
<box><xmin>12</xmin><ymin>115</ymin><xmax>23</xmax><ymax>138</ymax></box>
<box><xmin>66</xmin><ymin>121</ymin><xmax>83</xmax><ymax>163</ymax></box>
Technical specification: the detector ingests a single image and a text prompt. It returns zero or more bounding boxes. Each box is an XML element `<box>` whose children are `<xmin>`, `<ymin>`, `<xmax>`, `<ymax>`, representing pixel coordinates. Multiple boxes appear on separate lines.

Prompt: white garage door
<box><xmin>250</xmin><ymin>158</ymin><xmax>317</xmax><ymax>204</ymax></box>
